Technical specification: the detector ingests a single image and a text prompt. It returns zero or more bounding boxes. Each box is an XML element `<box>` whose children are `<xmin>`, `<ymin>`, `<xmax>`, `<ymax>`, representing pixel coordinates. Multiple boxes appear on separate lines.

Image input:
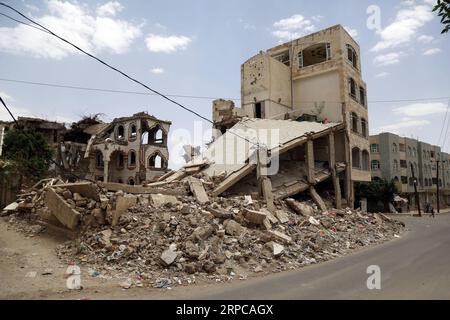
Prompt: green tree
<box><xmin>433</xmin><ymin>0</ymin><xmax>450</xmax><ymax>34</ymax></box>
<box><xmin>356</xmin><ymin>178</ymin><xmax>399</xmax><ymax>212</ymax></box>
<box><xmin>2</xmin><ymin>128</ymin><xmax>53</xmax><ymax>182</ymax></box>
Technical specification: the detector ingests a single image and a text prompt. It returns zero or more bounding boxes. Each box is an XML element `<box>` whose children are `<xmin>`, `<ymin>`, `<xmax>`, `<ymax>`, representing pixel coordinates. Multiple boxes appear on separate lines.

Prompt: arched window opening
<box><xmin>129</xmin><ymin>124</ymin><xmax>137</xmax><ymax>139</ymax></box>
<box><xmin>346</xmin><ymin>44</ymin><xmax>358</xmax><ymax>69</ymax></box>
<box><xmin>361</xmin><ymin>118</ymin><xmax>367</xmax><ymax>137</ymax></box>
<box><xmin>95</xmin><ymin>151</ymin><xmax>104</xmax><ymax>168</ymax></box>
<box><xmin>148</xmin><ymin>152</ymin><xmax>167</xmax><ymax>170</ymax></box>
<box><xmin>117</xmin><ymin>125</ymin><xmax>125</xmax><ymax>139</ymax></box>
<box><xmin>128</xmin><ymin>150</ymin><xmax>136</xmax><ymax>167</ymax></box>
<box><xmin>128</xmin><ymin>178</ymin><xmax>135</xmax><ymax>186</ymax></box>
<box><xmin>351</xmin><ymin>112</ymin><xmax>358</xmax><ymax>133</ymax></box>
<box><xmin>352</xmin><ymin>147</ymin><xmax>361</xmax><ymax>169</ymax></box>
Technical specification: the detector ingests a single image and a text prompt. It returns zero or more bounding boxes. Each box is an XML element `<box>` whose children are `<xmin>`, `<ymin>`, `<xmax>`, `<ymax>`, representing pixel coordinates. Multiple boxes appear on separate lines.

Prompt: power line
<box><xmin>0</xmin><ymin>2</ymin><xmax>258</xmax><ymax>147</ymax></box>
<box><xmin>0</xmin><ymin>77</ymin><xmax>449</xmax><ymax>105</ymax></box>
<box><xmin>0</xmin><ymin>11</ymin><xmax>49</xmax><ymax>33</ymax></box>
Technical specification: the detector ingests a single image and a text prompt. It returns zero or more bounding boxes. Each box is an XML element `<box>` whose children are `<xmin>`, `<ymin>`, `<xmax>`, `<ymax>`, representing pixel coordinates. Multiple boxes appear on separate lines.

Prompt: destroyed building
<box><xmin>0</xmin><ymin>117</ymin><xmax>66</xmax><ymax>157</ymax></box>
<box><xmin>211</xmin><ymin>25</ymin><xmax>370</xmax><ymax>207</ymax></box>
<box><xmin>82</xmin><ymin>112</ymin><xmax>171</xmax><ymax>184</ymax></box>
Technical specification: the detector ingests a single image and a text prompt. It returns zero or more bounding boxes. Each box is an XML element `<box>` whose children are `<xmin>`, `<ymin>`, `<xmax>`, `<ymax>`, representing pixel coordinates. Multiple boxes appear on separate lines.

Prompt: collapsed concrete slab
<box><xmin>150</xmin><ymin>194</ymin><xmax>181</xmax><ymax>207</ymax></box>
<box><xmin>52</xmin><ymin>182</ymin><xmax>99</xmax><ymax>201</ymax></box>
<box><xmin>44</xmin><ymin>188</ymin><xmax>80</xmax><ymax>230</ymax></box>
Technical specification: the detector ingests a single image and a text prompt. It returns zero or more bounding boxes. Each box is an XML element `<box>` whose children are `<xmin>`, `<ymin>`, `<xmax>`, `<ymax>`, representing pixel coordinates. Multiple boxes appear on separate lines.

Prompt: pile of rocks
<box><xmin>54</xmin><ymin>192</ymin><xmax>405</xmax><ymax>288</ymax></box>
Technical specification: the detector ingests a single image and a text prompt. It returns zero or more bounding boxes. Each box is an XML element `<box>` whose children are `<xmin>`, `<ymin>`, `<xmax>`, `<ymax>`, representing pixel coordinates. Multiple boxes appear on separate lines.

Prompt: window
<box><xmin>299</xmin><ymin>43</ymin><xmax>331</xmax><ymax>68</ymax></box>
<box><xmin>128</xmin><ymin>177</ymin><xmax>135</xmax><ymax>186</ymax></box>
<box><xmin>273</xmin><ymin>51</ymin><xmax>290</xmax><ymax>66</ymax></box>
<box><xmin>116</xmin><ymin>152</ymin><xmax>124</xmax><ymax>169</ymax></box>
<box><xmin>401</xmin><ymin>176</ymin><xmax>408</xmax><ymax>184</ymax></box>
<box><xmin>362</xmin><ymin>150</ymin><xmax>370</xmax><ymax>171</ymax></box>
<box><xmin>361</xmin><ymin>118</ymin><xmax>367</xmax><ymax>137</ymax></box>
<box><xmin>149</xmin><ymin>125</ymin><xmax>165</xmax><ymax>144</ymax></box>
<box><xmin>255</xmin><ymin>102</ymin><xmax>262</xmax><ymax>119</ymax></box>
<box><xmin>371</xmin><ymin>160</ymin><xmax>380</xmax><ymax>170</ymax></box>
<box><xmin>431</xmin><ymin>151</ymin><xmax>435</xmax><ymax>158</ymax></box>
<box><xmin>128</xmin><ymin>150</ymin><xmax>136</xmax><ymax>168</ymax></box>
<box><xmin>393</xmin><ymin>159</ymin><xmax>399</xmax><ymax>172</ymax></box>
<box><xmin>413</xmin><ymin>148</ymin><xmax>417</xmax><ymax>157</ymax></box>
<box><xmin>371</xmin><ymin>143</ymin><xmax>379</xmax><ymax>153</ymax></box>
<box><xmin>351</xmin><ymin>112</ymin><xmax>358</xmax><ymax>133</ymax></box>
<box><xmin>117</xmin><ymin>125</ymin><xmax>125</xmax><ymax>139</ymax></box>
<box><xmin>408</xmin><ymin>146</ymin><xmax>412</xmax><ymax>156</ymax></box>
<box><xmin>148</xmin><ymin>152</ymin><xmax>167</xmax><ymax>170</ymax></box>
<box><xmin>352</xmin><ymin>147</ymin><xmax>361</xmax><ymax>169</ymax></box>
<box><xmin>392</xmin><ymin>143</ymin><xmax>398</xmax><ymax>153</ymax></box>
<box><xmin>359</xmin><ymin>87</ymin><xmax>366</xmax><ymax>107</ymax></box>
<box><xmin>346</xmin><ymin>44</ymin><xmax>358</xmax><ymax>69</ymax></box>
<box><xmin>399</xmin><ymin>143</ymin><xmax>406</xmax><ymax>152</ymax></box>
<box><xmin>129</xmin><ymin>124</ymin><xmax>137</xmax><ymax>139</ymax></box>
<box><xmin>400</xmin><ymin>160</ymin><xmax>407</xmax><ymax>168</ymax></box>
<box><xmin>95</xmin><ymin>151</ymin><xmax>104</xmax><ymax>168</ymax></box>
<box><xmin>348</xmin><ymin>78</ymin><xmax>357</xmax><ymax>99</ymax></box>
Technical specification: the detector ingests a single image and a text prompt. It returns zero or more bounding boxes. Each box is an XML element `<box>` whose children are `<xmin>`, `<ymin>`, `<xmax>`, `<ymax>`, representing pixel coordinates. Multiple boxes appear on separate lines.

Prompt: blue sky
<box><xmin>0</xmin><ymin>0</ymin><xmax>449</xmax><ymax>166</ymax></box>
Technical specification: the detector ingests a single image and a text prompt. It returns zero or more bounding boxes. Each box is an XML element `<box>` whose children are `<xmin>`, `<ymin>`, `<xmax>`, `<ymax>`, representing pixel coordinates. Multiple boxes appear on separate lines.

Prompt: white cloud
<box><xmin>375</xmin><ymin>72</ymin><xmax>390</xmax><ymax>78</ymax></box>
<box><xmin>378</xmin><ymin>119</ymin><xmax>430</xmax><ymax>134</ymax></box>
<box><xmin>371</xmin><ymin>4</ymin><xmax>434</xmax><ymax>52</ymax></box>
<box><xmin>374</xmin><ymin>52</ymin><xmax>404</xmax><ymax>66</ymax></box>
<box><xmin>96</xmin><ymin>1</ymin><xmax>124</xmax><ymax>17</ymax></box>
<box><xmin>151</xmin><ymin>67</ymin><xmax>164</xmax><ymax>74</ymax></box>
<box><xmin>272</xmin><ymin>14</ymin><xmax>317</xmax><ymax>41</ymax></box>
<box><xmin>145</xmin><ymin>34</ymin><xmax>192</xmax><ymax>53</ymax></box>
<box><xmin>393</xmin><ymin>102</ymin><xmax>447</xmax><ymax>117</ymax></box>
<box><xmin>344</xmin><ymin>26</ymin><xmax>358</xmax><ymax>38</ymax></box>
<box><xmin>423</xmin><ymin>48</ymin><xmax>441</xmax><ymax>56</ymax></box>
<box><xmin>0</xmin><ymin>0</ymin><xmax>142</xmax><ymax>59</ymax></box>
<box><xmin>417</xmin><ymin>34</ymin><xmax>434</xmax><ymax>43</ymax></box>
<box><xmin>0</xmin><ymin>91</ymin><xmax>14</xmax><ymax>102</ymax></box>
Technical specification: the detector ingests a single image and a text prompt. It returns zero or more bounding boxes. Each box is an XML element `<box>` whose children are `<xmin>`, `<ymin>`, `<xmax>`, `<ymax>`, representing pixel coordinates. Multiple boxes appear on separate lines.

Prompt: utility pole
<box><xmin>411</xmin><ymin>162</ymin><xmax>421</xmax><ymax>217</ymax></box>
<box><xmin>436</xmin><ymin>160</ymin><xmax>440</xmax><ymax>214</ymax></box>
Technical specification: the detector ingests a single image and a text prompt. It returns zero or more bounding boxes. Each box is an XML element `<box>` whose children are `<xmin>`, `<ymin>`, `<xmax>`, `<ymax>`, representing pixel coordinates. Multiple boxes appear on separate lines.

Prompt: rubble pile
<box><xmin>2</xmin><ymin>177</ymin><xmax>405</xmax><ymax>289</ymax></box>
<box><xmin>54</xmin><ymin>192</ymin><xmax>404</xmax><ymax>288</ymax></box>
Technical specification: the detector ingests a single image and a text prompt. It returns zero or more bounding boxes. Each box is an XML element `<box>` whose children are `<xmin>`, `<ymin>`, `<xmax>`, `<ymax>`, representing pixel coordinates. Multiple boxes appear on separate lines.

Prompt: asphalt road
<box><xmin>179</xmin><ymin>213</ymin><xmax>450</xmax><ymax>299</ymax></box>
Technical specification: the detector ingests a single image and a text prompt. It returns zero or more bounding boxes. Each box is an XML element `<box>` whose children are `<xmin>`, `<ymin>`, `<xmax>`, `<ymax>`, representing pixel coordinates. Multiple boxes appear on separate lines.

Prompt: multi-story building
<box><xmin>212</xmin><ymin>24</ymin><xmax>370</xmax><ymax>205</ymax></box>
<box><xmin>370</xmin><ymin>132</ymin><xmax>450</xmax><ymax>210</ymax></box>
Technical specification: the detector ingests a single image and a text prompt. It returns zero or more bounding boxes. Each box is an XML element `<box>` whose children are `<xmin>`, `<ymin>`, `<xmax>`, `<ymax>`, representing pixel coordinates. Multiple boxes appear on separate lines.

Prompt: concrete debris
<box><xmin>5</xmin><ymin>174</ymin><xmax>405</xmax><ymax>290</ymax></box>
<box><xmin>286</xmin><ymin>198</ymin><xmax>314</xmax><ymax>216</ymax></box>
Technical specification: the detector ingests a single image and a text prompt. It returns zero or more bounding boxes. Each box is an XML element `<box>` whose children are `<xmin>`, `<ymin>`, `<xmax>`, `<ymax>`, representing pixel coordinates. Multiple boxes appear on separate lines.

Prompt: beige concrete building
<box><xmin>213</xmin><ymin>25</ymin><xmax>370</xmax><ymax>205</ymax></box>
<box><xmin>370</xmin><ymin>132</ymin><xmax>450</xmax><ymax>211</ymax></box>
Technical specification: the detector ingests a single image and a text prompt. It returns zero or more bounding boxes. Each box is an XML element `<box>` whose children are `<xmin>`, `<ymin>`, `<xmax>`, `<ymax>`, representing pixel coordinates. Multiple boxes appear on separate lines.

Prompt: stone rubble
<box><xmin>2</xmin><ymin>178</ymin><xmax>405</xmax><ymax>289</ymax></box>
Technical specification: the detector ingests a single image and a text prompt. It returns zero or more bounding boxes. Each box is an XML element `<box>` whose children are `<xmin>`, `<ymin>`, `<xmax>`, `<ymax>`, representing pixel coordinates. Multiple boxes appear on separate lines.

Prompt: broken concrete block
<box><xmin>260</xmin><ymin>208</ymin><xmax>278</xmax><ymax>224</ymax></box>
<box><xmin>265</xmin><ymin>241</ymin><xmax>284</xmax><ymax>256</ymax></box>
<box><xmin>286</xmin><ymin>198</ymin><xmax>314</xmax><ymax>216</ymax></box>
<box><xmin>150</xmin><ymin>194</ymin><xmax>181</xmax><ymax>207</ymax></box>
<box><xmin>193</xmin><ymin>225</ymin><xmax>214</xmax><ymax>241</ymax></box>
<box><xmin>54</xmin><ymin>182</ymin><xmax>99</xmax><ymax>201</ymax></box>
<box><xmin>243</xmin><ymin>195</ymin><xmax>253</xmax><ymax>206</ymax></box>
<box><xmin>275</xmin><ymin>210</ymin><xmax>289</xmax><ymax>224</ymax></box>
<box><xmin>243</xmin><ymin>208</ymin><xmax>267</xmax><ymax>225</ymax></box>
<box><xmin>73</xmin><ymin>193</ymin><xmax>84</xmax><ymax>201</ymax></box>
<box><xmin>3</xmin><ymin>202</ymin><xmax>19</xmax><ymax>212</ymax></box>
<box><xmin>308</xmin><ymin>216</ymin><xmax>320</xmax><ymax>226</ymax></box>
<box><xmin>62</xmin><ymin>190</ymin><xmax>72</xmax><ymax>200</ymax></box>
<box><xmin>112</xmin><ymin>194</ymin><xmax>138</xmax><ymax>226</ymax></box>
<box><xmin>188</xmin><ymin>177</ymin><xmax>209</xmax><ymax>204</ymax></box>
<box><xmin>262</xmin><ymin>218</ymin><xmax>272</xmax><ymax>230</ymax></box>
<box><xmin>44</xmin><ymin>188</ymin><xmax>80</xmax><ymax>230</ymax></box>
<box><xmin>92</xmin><ymin>208</ymin><xmax>106</xmax><ymax>225</ymax></box>
<box><xmin>160</xmin><ymin>248</ymin><xmax>177</xmax><ymax>266</ymax></box>
<box><xmin>268</xmin><ymin>230</ymin><xmax>292</xmax><ymax>244</ymax></box>
<box><xmin>223</xmin><ymin>219</ymin><xmax>246</xmax><ymax>237</ymax></box>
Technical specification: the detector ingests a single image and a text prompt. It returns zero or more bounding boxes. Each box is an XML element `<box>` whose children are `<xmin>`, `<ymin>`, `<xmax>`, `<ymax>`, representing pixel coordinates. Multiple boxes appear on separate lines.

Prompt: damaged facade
<box><xmin>0</xmin><ymin>112</ymin><xmax>171</xmax><ymax>185</ymax></box>
<box><xmin>370</xmin><ymin>132</ymin><xmax>450</xmax><ymax>211</ymax></box>
<box><xmin>83</xmin><ymin>112</ymin><xmax>171</xmax><ymax>184</ymax></box>
<box><xmin>212</xmin><ymin>25</ymin><xmax>370</xmax><ymax>207</ymax></box>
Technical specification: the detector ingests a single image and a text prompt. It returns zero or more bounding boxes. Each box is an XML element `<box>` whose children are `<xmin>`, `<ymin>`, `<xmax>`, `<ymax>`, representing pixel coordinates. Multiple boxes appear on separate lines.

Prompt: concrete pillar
<box><xmin>103</xmin><ymin>160</ymin><xmax>109</xmax><ymax>183</ymax></box>
<box><xmin>306</xmin><ymin>138</ymin><xmax>315</xmax><ymax>184</ymax></box>
<box><xmin>328</xmin><ymin>131</ymin><xmax>342</xmax><ymax>209</ymax></box>
<box><xmin>343</xmin><ymin>132</ymin><xmax>353</xmax><ymax>208</ymax></box>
